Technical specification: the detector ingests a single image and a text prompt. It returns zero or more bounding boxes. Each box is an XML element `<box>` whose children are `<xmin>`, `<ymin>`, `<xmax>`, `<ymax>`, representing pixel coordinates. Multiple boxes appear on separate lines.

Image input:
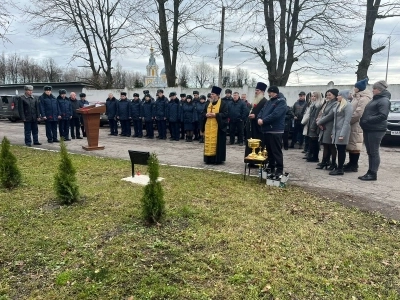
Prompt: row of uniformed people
<box><xmin>105</xmin><ymin>90</ymin><xmax>209</xmax><ymax>142</ymax></box>
<box><xmin>38</xmin><ymin>86</ymin><xmax>89</xmax><ymax>143</ymax></box>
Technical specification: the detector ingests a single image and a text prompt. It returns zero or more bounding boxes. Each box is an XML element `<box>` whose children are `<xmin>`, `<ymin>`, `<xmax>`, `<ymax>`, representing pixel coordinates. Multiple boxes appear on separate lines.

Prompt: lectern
<box><xmin>77</xmin><ymin>104</ymin><xmax>106</xmax><ymax>151</ymax></box>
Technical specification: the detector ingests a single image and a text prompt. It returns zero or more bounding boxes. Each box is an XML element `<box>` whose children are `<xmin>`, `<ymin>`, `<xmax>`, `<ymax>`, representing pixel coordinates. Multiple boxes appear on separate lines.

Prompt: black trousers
<box><xmin>132</xmin><ymin>119</ymin><xmax>143</xmax><ymax>137</ymax></box>
<box><xmin>109</xmin><ymin>119</ymin><xmax>118</xmax><ymax>135</ymax></box>
<box><xmin>193</xmin><ymin>121</ymin><xmax>200</xmax><ymax>139</ymax></box>
<box><xmin>309</xmin><ymin>137</ymin><xmax>320</xmax><ymax>160</ymax></box>
<box><xmin>24</xmin><ymin>121</ymin><xmax>39</xmax><ymax>145</ymax></box>
<box><xmin>70</xmin><ymin>118</ymin><xmax>81</xmax><ymax>138</ymax></box>
<box><xmin>282</xmin><ymin>130</ymin><xmax>289</xmax><ymax>149</ymax></box>
<box><xmin>263</xmin><ymin>133</ymin><xmax>284</xmax><ymax>173</ymax></box>
<box><xmin>120</xmin><ymin>119</ymin><xmax>131</xmax><ymax>136</ymax></box>
<box><xmin>291</xmin><ymin>121</ymin><xmax>304</xmax><ymax>146</ymax></box>
<box><xmin>229</xmin><ymin>121</ymin><xmax>244</xmax><ymax>143</ymax></box>
<box><xmin>170</xmin><ymin>122</ymin><xmax>180</xmax><ymax>140</ymax></box>
<box><xmin>59</xmin><ymin>119</ymin><xmax>70</xmax><ymax>139</ymax></box>
<box><xmin>45</xmin><ymin>121</ymin><xmax>58</xmax><ymax>142</ymax></box>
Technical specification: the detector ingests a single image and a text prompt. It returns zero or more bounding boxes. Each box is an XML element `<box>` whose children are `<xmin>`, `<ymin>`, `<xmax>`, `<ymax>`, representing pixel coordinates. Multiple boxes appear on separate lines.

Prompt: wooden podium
<box><xmin>77</xmin><ymin>105</ymin><xmax>106</xmax><ymax>151</ymax></box>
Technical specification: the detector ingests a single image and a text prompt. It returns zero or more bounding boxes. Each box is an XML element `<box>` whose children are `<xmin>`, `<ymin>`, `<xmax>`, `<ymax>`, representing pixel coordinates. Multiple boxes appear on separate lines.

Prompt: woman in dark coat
<box><xmin>181</xmin><ymin>95</ymin><xmax>198</xmax><ymax>142</ymax></box>
<box><xmin>358</xmin><ymin>80</ymin><xmax>391</xmax><ymax>181</ymax></box>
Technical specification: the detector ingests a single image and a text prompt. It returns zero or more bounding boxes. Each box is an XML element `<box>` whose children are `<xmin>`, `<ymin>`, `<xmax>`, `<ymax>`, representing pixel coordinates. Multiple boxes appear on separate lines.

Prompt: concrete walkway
<box><xmin>1</xmin><ymin>120</ymin><xmax>399</xmax><ymax>219</ymax></box>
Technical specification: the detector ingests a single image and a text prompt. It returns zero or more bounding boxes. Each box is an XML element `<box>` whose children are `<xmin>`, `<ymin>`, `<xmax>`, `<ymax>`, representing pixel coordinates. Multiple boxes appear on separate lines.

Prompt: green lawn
<box><xmin>0</xmin><ymin>146</ymin><xmax>399</xmax><ymax>299</ymax></box>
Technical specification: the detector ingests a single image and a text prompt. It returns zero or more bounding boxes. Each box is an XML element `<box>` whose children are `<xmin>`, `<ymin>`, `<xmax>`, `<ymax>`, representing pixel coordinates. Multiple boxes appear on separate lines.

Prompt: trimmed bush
<box><xmin>141</xmin><ymin>153</ymin><xmax>165</xmax><ymax>224</ymax></box>
<box><xmin>54</xmin><ymin>139</ymin><xmax>79</xmax><ymax>204</ymax></box>
<box><xmin>0</xmin><ymin>137</ymin><xmax>22</xmax><ymax>189</ymax></box>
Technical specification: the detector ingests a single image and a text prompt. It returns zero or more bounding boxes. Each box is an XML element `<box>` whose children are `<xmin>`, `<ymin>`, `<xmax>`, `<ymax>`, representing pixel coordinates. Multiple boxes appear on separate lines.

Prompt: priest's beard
<box><xmin>252</xmin><ymin>93</ymin><xmax>264</xmax><ymax>105</ymax></box>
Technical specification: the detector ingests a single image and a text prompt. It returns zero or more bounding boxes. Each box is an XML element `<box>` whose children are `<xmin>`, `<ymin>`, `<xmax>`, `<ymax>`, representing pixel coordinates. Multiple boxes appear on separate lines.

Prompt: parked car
<box><xmin>0</xmin><ymin>95</ymin><xmax>20</xmax><ymax>122</ymax></box>
<box><xmin>384</xmin><ymin>99</ymin><xmax>400</xmax><ymax>142</ymax></box>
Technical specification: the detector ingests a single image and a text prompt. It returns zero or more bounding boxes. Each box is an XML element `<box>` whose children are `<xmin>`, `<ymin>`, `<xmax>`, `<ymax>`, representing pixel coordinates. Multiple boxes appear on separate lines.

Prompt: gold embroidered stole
<box><xmin>204</xmin><ymin>99</ymin><xmax>221</xmax><ymax>156</ymax></box>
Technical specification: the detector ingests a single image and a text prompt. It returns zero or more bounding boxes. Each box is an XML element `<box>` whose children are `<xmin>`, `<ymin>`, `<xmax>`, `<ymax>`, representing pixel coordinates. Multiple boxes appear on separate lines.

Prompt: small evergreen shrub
<box><xmin>141</xmin><ymin>153</ymin><xmax>165</xmax><ymax>224</ymax></box>
<box><xmin>54</xmin><ymin>139</ymin><xmax>79</xmax><ymax>204</ymax></box>
<box><xmin>0</xmin><ymin>137</ymin><xmax>22</xmax><ymax>189</ymax></box>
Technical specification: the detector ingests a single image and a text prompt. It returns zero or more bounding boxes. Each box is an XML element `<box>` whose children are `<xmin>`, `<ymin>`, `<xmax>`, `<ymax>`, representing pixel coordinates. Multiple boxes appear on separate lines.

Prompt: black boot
<box><xmin>316</xmin><ymin>160</ymin><xmax>330</xmax><ymax>169</ymax></box>
<box><xmin>188</xmin><ymin>135</ymin><xmax>193</xmax><ymax>142</ymax></box>
<box><xmin>329</xmin><ymin>168</ymin><xmax>344</xmax><ymax>175</ymax></box>
<box><xmin>358</xmin><ymin>170</ymin><xmax>377</xmax><ymax>181</ymax></box>
<box><xmin>343</xmin><ymin>153</ymin><xmax>359</xmax><ymax>172</ymax></box>
<box><xmin>328</xmin><ymin>162</ymin><xmax>337</xmax><ymax>171</ymax></box>
<box><xmin>199</xmin><ymin>136</ymin><xmax>204</xmax><ymax>143</ymax></box>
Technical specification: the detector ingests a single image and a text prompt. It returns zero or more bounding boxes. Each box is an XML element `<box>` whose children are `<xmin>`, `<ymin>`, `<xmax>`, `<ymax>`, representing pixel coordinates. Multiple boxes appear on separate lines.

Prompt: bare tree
<box><xmin>0</xmin><ymin>53</ymin><xmax>6</xmax><ymax>83</ymax></box>
<box><xmin>356</xmin><ymin>0</ymin><xmax>400</xmax><ymax>81</ymax></box>
<box><xmin>0</xmin><ymin>0</ymin><xmax>12</xmax><ymax>42</ymax></box>
<box><xmin>233</xmin><ymin>0</ymin><xmax>357</xmax><ymax>86</ymax></box>
<box><xmin>192</xmin><ymin>61</ymin><xmax>215</xmax><ymax>88</ymax></box>
<box><xmin>42</xmin><ymin>58</ymin><xmax>62</xmax><ymax>82</ymax></box>
<box><xmin>7</xmin><ymin>53</ymin><xmax>20</xmax><ymax>84</ymax></box>
<box><xmin>178</xmin><ymin>65</ymin><xmax>190</xmax><ymax>88</ymax></box>
<box><xmin>25</xmin><ymin>0</ymin><xmax>140</xmax><ymax>88</ymax></box>
<box><xmin>139</xmin><ymin>0</ymin><xmax>217</xmax><ymax>87</ymax></box>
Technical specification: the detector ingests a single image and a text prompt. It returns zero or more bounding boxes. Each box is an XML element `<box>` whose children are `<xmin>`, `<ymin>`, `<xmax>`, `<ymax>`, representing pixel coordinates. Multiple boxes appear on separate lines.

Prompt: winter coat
<box><xmin>301</xmin><ymin>105</ymin><xmax>311</xmax><ymax>135</ymax></box>
<box><xmin>117</xmin><ymin>99</ymin><xmax>131</xmax><ymax>120</ymax></box>
<box><xmin>154</xmin><ymin>96</ymin><xmax>168</xmax><ymax>119</ymax></box>
<box><xmin>57</xmin><ymin>96</ymin><xmax>73</xmax><ymax>119</ymax></box>
<box><xmin>18</xmin><ymin>94</ymin><xmax>40</xmax><ymax>122</ymax></box>
<box><xmin>181</xmin><ymin>102</ymin><xmax>198</xmax><ymax>123</ymax></box>
<box><xmin>347</xmin><ymin>89</ymin><xmax>372</xmax><ymax>151</ymax></box>
<box><xmin>292</xmin><ymin>99</ymin><xmax>307</xmax><ymax>123</ymax></box>
<box><xmin>228</xmin><ymin>99</ymin><xmax>247</xmax><ymax>122</ymax></box>
<box><xmin>332</xmin><ymin>101</ymin><xmax>353</xmax><ymax>145</ymax></box>
<box><xmin>142</xmin><ymin>100</ymin><xmax>154</xmax><ymax>122</ymax></box>
<box><xmin>70</xmin><ymin>98</ymin><xmax>80</xmax><ymax>118</ymax></box>
<box><xmin>257</xmin><ymin>95</ymin><xmax>287</xmax><ymax>133</ymax></box>
<box><xmin>39</xmin><ymin>93</ymin><xmax>60</xmax><ymax>121</ymax></box>
<box><xmin>317</xmin><ymin>100</ymin><xmax>337</xmax><ymax>144</ymax></box>
<box><xmin>167</xmin><ymin>99</ymin><xmax>181</xmax><ymax>122</ymax></box>
<box><xmin>360</xmin><ymin>90</ymin><xmax>391</xmax><ymax>132</ymax></box>
<box><xmin>106</xmin><ymin>97</ymin><xmax>118</xmax><ymax>119</ymax></box>
<box><xmin>195</xmin><ymin>101</ymin><xmax>207</xmax><ymax>122</ymax></box>
<box><xmin>307</xmin><ymin>100</ymin><xmax>324</xmax><ymax>138</ymax></box>
<box><xmin>284</xmin><ymin>106</ymin><xmax>294</xmax><ymax>132</ymax></box>
<box><xmin>78</xmin><ymin>99</ymin><xmax>89</xmax><ymax>108</ymax></box>
<box><xmin>130</xmin><ymin>99</ymin><xmax>142</xmax><ymax>120</ymax></box>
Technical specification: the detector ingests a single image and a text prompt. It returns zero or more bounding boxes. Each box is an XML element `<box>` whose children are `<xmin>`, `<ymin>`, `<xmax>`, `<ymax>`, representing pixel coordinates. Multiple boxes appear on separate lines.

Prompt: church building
<box><xmin>144</xmin><ymin>47</ymin><xmax>168</xmax><ymax>88</ymax></box>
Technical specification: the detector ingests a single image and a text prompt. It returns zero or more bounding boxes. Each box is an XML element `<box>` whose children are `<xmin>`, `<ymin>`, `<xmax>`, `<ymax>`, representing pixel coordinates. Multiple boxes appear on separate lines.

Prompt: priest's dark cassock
<box><xmin>202</xmin><ymin>86</ymin><xmax>229</xmax><ymax>164</ymax></box>
<box><xmin>244</xmin><ymin>82</ymin><xmax>268</xmax><ymax>157</ymax></box>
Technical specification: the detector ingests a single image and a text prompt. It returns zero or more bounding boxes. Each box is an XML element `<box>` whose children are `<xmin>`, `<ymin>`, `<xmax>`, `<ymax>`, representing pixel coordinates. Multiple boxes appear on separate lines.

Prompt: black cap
<box><xmin>267</xmin><ymin>86</ymin><xmax>279</xmax><ymax>94</ymax></box>
<box><xmin>225</xmin><ymin>89</ymin><xmax>232</xmax><ymax>94</ymax></box>
<box><xmin>327</xmin><ymin>88</ymin><xmax>339</xmax><ymax>97</ymax></box>
<box><xmin>255</xmin><ymin>82</ymin><xmax>267</xmax><ymax>92</ymax></box>
<box><xmin>79</xmin><ymin>93</ymin><xmax>86</xmax><ymax>97</ymax></box>
<box><xmin>121</xmin><ymin>92</ymin><xmax>127</xmax><ymax>96</ymax></box>
<box><xmin>169</xmin><ymin>92</ymin><xmax>177</xmax><ymax>97</ymax></box>
<box><xmin>186</xmin><ymin>95</ymin><xmax>193</xmax><ymax>100</ymax></box>
<box><xmin>200</xmin><ymin>95</ymin><xmax>206</xmax><ymax>100</ymax></box>
<box><xmin>207</xmin><ymin>93</ymin><xmax>211</xmax><ymax>97</ymax></box>
<box><xmin>59</xmin><ymin>89</ymin><xmax>67</xmax><ymax>95</ymax></box>
<box><xmin>143</xmin><ymin>90</ymin><xmax>149</xmax><ymax>94</ymax></box>
<box><xmin>211</xmin><ymin>86</ymin><xmax>222</xmax><ymax>95</ymax></box>
<box><xmin>180</xmin><ymin>93</ymin><xmax>186</xmax><ymax>97</ymax></box>
<box><xmin>133</xmin><ymin>93</ymin><xmax>139</xmax><ymax>97</ymax></box>
<box><xmin>157</xmin><ymin>89</ymin><xmax>164</xmax><ymax>94</ymax></box>
<box><xmin>144</xmin><ymin>93</ymin><xmax>151</xmax><ymax>98</ymax></box>
<box><xmin>299</xmin><ymin>91</ymin><xmax>306</xmax><ymax>96</ymax></box>
<box><xmin>44</xmin><ymin>86</ymin><xmax>52</xmax><ymax>91</ymax></box>
<box><xmin>193</xmin><ymin>91</ymin><xmax>199</xmax><ymax>95</ymax></box>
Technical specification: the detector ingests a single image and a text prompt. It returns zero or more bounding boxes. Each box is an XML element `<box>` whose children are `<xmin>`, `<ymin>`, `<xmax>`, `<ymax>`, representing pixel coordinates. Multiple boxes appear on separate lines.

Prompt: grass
<box><xmin>0</xmin><ymin>145</ymin><xmax>399</xmax><ymax>299</ymax></box>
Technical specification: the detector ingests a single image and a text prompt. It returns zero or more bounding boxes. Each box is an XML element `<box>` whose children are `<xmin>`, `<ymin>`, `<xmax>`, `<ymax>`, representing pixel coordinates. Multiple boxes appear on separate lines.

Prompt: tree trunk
<box><xmin>356</xmin><ymin>0</ymin><xmax>385</xmax><ymax>81</ymax></box>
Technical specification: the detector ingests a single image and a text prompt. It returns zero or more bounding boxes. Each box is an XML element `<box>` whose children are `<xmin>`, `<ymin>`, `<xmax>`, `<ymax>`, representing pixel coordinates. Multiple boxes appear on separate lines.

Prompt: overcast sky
<box><xmin>2</xmin><ymin>2</ymin><xmax>400</xmax><ymax>86</ymax></box>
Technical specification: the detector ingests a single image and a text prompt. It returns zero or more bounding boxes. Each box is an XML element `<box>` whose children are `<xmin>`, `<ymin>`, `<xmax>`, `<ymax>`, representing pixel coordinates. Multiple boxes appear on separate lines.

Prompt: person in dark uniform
<box><xmin>69</xmin><ymin>92</ymin><xmax>82</xmax><ymax>139</ymax></box>
<box><xmin>40</xmin><ymin>86</ymin><xmax>61</xmax><ymax>143</ymax></box>
<box><xmin>192</xmin><ymin>91</ymin><xmax>201</xmax><ymax>140</ymax></box>
<box><xmin>78</xmin><ymin>93</ymin><xmax>89</xmax><ymax>137</ymax></box>
<box><xmin>181</xmin><ymin>95</ymin><xmax>197</xmax><ymax>141</ymax></box>
<box><xmin>142</xmin><ymin>94</ymin><xmax>154</xmax><ymax>138</ymax></box>
<box><xmin>257</xmin><ymin>86</ymin><xmax>287</xmax><ymax>177</ymax></box>
<box><xmin>222</xmin><ymin>89</ymin><xmax>233</xmax><ymax>103</ymax></box>
<box><xmin>57</xmin><ymin>89</ymin><xmax>72</xmax><ymax>141</ymax></box>
<box><xmin>167</xmin><ymin>92</ymin><xmax>180</xmax><ymax>141</ymax></box>
<box><xmin>244</xmin><ymin>82</ymin><xmax>268</xmax><ymax>157</ymax></box>
<box><xmin>203</xmin><ymin>86</ymin><xmax>229</xmax><ymax>164</ymax></box>
<box><xmin>116</xmin><ymin>92</ymin><xmax>131</xmax><ymax>136</ymax></box>
<box><xmin>196</xmin><ymin>95</ymin><xmax>207</xmax><ymax>143</ymax></box>
<box><xmin>130</xmin><ymin>93</ymin><xmax>143</xmax><ymax>138</ymax></box>
<box><xmin>18</xmin><ymin>85</ymin><xmax>41</xmax><ymax>146</ymax></box>
<box><xmin>283</xmin><ymin>105</ymin><xmax>294</xmax><ymax>150</ymax></box>
<box><xmin>228</xmin><ymin>91</ymin><xmax>247</xmax><ymax>146</ymax></box>
<box><xmin>106</xmin><ymin>93</ymin><xmax>118</xmax><ymax>136</ymax></box>
<box><xmin>154</xmin><ymin>89</ymin><xmax>168</xmax><ymax>139</ymax></box>
<box><xmin>179</xmin><ymin>93</ymin><xmax>187</xmax><ymax>139</ymax></box>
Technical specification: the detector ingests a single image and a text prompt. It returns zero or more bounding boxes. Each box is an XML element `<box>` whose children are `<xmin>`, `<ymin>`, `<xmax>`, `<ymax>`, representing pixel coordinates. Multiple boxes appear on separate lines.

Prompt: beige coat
<box><xmin>347</xmin><ymin>89</ymin><xmax>372</xmax><ymax>151</ymax></box>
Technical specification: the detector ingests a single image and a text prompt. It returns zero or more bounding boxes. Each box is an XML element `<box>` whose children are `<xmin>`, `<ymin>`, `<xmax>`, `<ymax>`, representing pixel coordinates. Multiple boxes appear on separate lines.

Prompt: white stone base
<box><xmin>121</xmin><ymin>175</ymin><xmax>164</xmax><ymax>185</ymax></box>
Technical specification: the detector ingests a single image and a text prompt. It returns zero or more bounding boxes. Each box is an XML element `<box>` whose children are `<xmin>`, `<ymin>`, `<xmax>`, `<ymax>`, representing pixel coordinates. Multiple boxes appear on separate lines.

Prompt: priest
<box><xmin>202</xmin><ymin>86</ymin><xmax>229</xmax><ymax>164</ymax></box>
<box><xmin>244</xmin><ymin>82</ymin><xmax>268</xmax><ymax>157</ymax></box>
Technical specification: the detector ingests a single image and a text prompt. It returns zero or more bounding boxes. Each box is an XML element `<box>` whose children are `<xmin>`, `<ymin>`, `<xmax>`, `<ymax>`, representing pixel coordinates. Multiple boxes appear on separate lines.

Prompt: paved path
<box><xmin>1</xmin><ymin>120</ymin><xmax>400</xmax><ymax>219</ymax></box>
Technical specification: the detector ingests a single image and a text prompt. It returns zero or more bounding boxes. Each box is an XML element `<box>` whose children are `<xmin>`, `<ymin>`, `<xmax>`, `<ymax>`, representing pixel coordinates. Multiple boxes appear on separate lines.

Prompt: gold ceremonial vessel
<box><xmin>245</xmin><ymin>138</ymin><xmax>268</xmax><ymax>160</ymax></box>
